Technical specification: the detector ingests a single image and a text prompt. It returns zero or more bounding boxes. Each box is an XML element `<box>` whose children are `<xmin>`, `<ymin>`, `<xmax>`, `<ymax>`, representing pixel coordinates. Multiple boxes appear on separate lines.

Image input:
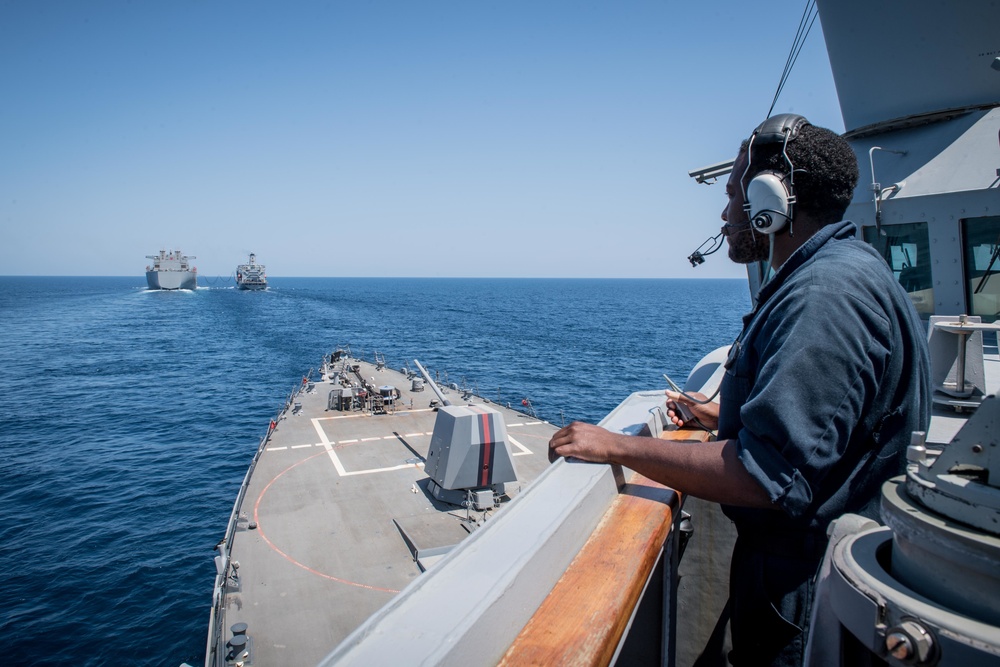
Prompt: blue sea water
<box><xmin>0</xmin><ymin>276</ymin><xmax>750</xmax><ymax>666</ymax></box>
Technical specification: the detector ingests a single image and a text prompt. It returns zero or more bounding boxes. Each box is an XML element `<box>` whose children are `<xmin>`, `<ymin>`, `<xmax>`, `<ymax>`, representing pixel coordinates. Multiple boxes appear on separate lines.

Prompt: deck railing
<box><xmin>204</xmin><ymin>379</ymin><xmax>309</xmax><ymax>667</ymax></box>
<box><xmin>206</xmin><ymin>360</ymin><xmax>724</xmax><ymax>666</ymax></box>
<box><xmin>318</xmin><ymin>457</ymin><xmax>684</xmax><ymax>666</ymax></box>
<box><xmin>317</xmin><ymin>390</ymin><xmax>706</xmax><ymax>666</ymax></box>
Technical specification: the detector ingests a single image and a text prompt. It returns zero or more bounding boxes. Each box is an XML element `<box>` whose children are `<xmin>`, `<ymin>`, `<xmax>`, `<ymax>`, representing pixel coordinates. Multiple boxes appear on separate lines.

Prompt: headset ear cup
<box><xmin>745</xmin><ymin>172</ymin><xmax>791</xmax><ymax>234</ymax></box>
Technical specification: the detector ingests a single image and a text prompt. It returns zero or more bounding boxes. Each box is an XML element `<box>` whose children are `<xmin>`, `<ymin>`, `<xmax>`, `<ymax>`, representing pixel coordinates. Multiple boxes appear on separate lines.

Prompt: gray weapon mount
<box><xmin>414</xmin><ymin>359</ymin><xmax>519</xmax><ymax>511</ymax></box>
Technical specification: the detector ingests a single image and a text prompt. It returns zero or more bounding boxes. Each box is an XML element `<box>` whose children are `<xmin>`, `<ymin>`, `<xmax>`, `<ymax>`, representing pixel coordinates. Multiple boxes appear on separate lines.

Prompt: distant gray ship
<box><xmin>145</xmin><ymin>249</ymin><xmax>197</xmax><ymax>290</ymax></box>
<box><xmin>236</xmin><ymin>253</ymin><xmax>267</xmax><ymax>291</ymax></box>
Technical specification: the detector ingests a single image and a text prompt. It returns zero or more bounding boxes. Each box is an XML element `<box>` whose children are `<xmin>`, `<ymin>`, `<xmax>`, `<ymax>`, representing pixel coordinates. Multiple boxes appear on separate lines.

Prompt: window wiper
<box><xmin>974</xmin><ymin>234</ymin><xmax>1000</xmax><ymax>295</ymax></box>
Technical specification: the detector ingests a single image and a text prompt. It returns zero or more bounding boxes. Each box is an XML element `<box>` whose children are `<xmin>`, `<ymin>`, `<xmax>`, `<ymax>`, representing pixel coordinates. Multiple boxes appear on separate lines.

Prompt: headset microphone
<box><xmin>690</xmin><ymin>214</ymin><xmax>757</xmax><ymax>267</ymax></box>
<box><xmin>688</xmin><ymin>232</ymin><xmax>724</xmax><ymax>267</ymax></box>
<box><xmin>722</xmin><ymin>219</ymin><xmax>753</xmax><ymax>235</ymax></box>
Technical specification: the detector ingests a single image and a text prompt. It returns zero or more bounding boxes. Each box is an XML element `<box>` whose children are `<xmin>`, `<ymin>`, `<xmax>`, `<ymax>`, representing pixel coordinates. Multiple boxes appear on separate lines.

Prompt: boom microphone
<box><xmin>688</xmin><ymin>232</ymin><xmax>724</xmax><ymax>267</ymax></box>
<box><xmin>689</xmin><ymin>218</ymin><xmax>760</xmax><ymax>267</ymax></box>
<box><xmin>722</xmin><ymin>220</ymin><xmax>753</xmax><ymax>235</ymax></box>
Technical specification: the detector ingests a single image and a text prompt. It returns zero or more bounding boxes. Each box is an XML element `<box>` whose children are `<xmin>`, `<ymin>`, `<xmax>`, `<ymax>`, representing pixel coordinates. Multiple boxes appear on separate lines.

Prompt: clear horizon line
<box><xmin>0</xmin><ymin>274</ymin><xmax>745</xmax><ymax>280</ymax></box>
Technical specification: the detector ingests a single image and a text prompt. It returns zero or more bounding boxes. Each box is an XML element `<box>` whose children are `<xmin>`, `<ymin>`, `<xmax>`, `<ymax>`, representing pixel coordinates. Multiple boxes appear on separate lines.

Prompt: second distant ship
<box><xmin>145</xmin><ymin>249</ymin><xmax>197</xmax><ymax>290</ymax></box>
<box><xmin>236</xmin><ymin>253</ymin><xmax>267</xmax><ymax>290</ymax></box>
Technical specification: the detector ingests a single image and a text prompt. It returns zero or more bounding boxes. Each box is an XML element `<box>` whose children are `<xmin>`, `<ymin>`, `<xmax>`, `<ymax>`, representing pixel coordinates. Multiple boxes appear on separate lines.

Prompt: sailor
<box><xmin>548</xmin><ymin>115</ymin><xmax>931</xmax><ymax>666</ymax></box>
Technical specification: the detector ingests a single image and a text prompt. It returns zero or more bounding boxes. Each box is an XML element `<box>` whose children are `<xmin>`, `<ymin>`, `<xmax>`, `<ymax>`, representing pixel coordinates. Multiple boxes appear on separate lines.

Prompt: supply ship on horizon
<box><xmin>236</xmin><ymin>253</ymin><xmax>267</xmax><ymax>291</ymax></box>
<box><xmin>145</xmin><ymin>249</ymin><xmax>197</xmax><ymax>291</ymax></box>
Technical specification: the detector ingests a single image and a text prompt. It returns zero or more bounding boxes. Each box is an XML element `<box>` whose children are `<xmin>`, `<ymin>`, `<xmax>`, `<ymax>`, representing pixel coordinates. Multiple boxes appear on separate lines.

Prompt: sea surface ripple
<box><xmin>0</xmin><ymin>276</ymin><xmax>749</xmax><ymax>666</ymax></box>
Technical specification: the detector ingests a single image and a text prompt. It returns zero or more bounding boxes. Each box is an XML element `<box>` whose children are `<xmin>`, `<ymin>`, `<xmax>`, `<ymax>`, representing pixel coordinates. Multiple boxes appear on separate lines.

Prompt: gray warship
<box><xmin>205</xmin><ymin>0</ymin><xmax>1000</xmax><ymax>664</ymax></box>
<box><xmin>145</xmin><ymin>249</ymin><xmax>197</xmax><ymax>291</ymax></box>
<box><xmin>236</xmin><ymin>253</ymin><xmax>267</xmax><ymax>291</ymax></box>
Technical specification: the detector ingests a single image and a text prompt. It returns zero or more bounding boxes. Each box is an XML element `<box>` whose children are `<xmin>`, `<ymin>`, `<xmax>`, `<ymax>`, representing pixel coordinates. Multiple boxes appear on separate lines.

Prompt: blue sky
<box><xmin>0</xmin><ymin>1</ymin><xmax>843</xmax><ymax>278</ymax></box>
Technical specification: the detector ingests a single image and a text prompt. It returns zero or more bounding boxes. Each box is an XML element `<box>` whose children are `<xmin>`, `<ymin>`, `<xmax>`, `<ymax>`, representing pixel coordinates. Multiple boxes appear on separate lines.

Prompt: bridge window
<box><xmin>863</xmin><ymin>222</ymin><xmax>934</xmax><ymax>318</ymax></box>
<box><xmin>963</xmin><ymin>216</ymin><xmax>1000</xmax><ymax>324</ymax></box>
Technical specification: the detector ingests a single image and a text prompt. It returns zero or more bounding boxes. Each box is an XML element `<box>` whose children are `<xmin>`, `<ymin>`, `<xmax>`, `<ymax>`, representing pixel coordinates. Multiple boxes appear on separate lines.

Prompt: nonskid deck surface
<box><xmin>219</xmin><ymin>359</ymin><xmax>557</xmax><ymax>666</ymax></box>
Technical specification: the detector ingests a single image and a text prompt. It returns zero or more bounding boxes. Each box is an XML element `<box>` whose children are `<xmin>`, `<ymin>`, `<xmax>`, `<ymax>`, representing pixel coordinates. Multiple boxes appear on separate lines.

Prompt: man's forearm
<box><xmin>609</xmin><ymin>436</ymin><xmax>772</xmax><ymax>508</ymax></box>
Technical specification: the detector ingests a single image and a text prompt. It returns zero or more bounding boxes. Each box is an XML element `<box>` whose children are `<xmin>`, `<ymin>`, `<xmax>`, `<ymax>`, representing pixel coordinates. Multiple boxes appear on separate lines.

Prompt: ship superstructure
<box><xmin>145</xmin><ymin>249</ymin><xmax>197</xmax><ymax>290</ymax></box>
<box><xmin>236</xmin><ymin>253</ymin><xmax>267</xmax><ymax>291</ymax></box>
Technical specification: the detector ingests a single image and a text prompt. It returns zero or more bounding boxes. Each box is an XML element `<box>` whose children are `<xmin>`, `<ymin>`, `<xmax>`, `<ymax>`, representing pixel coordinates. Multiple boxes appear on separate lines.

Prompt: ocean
<box><xmin>0</xmin><ymin>276</ymin><xmax>750</xmax><ymax>666</ymax></box>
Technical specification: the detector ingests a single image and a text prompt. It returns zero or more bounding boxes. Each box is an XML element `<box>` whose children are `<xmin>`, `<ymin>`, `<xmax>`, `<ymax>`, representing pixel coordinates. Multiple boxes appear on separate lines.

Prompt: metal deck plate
<box><xmin>216</xmin><ymin>358</ymin><xmax>557</xmax><ymax>666</ymax></box>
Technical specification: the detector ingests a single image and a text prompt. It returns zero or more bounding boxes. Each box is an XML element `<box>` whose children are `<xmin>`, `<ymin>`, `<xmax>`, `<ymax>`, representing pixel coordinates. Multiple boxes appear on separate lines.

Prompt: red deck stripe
<box><xmin>480</xmin><ymin>413</ymin><xmax>492</xmax><ymax>486</ymax></box>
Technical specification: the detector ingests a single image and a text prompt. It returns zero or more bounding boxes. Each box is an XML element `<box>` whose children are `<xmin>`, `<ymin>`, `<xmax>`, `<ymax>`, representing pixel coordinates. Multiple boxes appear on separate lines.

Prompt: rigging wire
<box><xmin>662</xmin><ymin>372</ymin><xmax>722</xmax><ymax>406</ymax></box>
<box><xmin>765</xmin><ymin>0</ymin><xmax>819</xmax><ymax>119</ymax></box>
<box><xmin>201</xmin><ymin>273</ymin><xmax>236</xmax><ymax>286</ymax></box>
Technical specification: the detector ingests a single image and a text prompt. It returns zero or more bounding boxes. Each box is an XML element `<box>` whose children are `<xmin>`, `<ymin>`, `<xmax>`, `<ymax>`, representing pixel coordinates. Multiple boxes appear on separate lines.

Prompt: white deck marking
<box><xmin>340</xmin><ymin>439</ymin><xmax>359</xmax><ymax>444</ymax></box>
<box><xmin>318</xmin><ymin>407</ymin><xmax>437</xmax><ymax>421</ymax></box>
<box><xmin>361</xmin><ymin>437</ymin><xmax>381</xmax><ymax>442</ymax></box>
<box><xmin>312</xmin><ymin>417</ymin><xmax>427</xmax><ymax>477</ymax></box>
<box><xmin>508</xmin><ymin>435</ymin><xmax>533</xmax><ymax>456</ymax></box>
<box><xmin>312</xmin><ymin>418</ymin><xmax>331</xmax><ymax>445</ymax></box>
<box><xmin>269</xmin><ymin>446</ymin><xmax>288</xmax><ymax>451</ymax></box>
<box><xmin>312</xmin><ymin>418</ymin><xmax>348</xmax><ymax>475</ymax></box>
<box><xmin>322</xmin><ymin>443</ymin><xmax>350</xmax><ymax>476</ymax></box>
<box><xmin>344</xmin><ymin>461</ymin><xmax>425</xmax><ymax>476</ymax></box>
<box><xmin>292</xmin><ymin>444</ymin><xmax>313</xmax><ymax>449</ymax></box>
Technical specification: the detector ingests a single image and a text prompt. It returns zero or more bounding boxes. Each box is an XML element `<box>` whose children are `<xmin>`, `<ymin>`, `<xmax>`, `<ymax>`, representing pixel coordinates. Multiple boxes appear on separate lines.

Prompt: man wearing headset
<box><xmin>548</xmin><ymin>115</ymin><xmax>931</xmax><ymax>666</ymax></box>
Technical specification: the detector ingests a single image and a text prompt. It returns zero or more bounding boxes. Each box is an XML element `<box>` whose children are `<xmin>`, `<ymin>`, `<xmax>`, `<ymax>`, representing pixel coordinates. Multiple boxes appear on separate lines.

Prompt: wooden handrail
<box><xmin>661</xmin><ymin>429</ymin><xmax>714</xmax><ymax>443</ymax></box>
<box><xmin>499</xmin><ymin>428</ymin><xmax>710</xmax><ymax>666</ymax></box>
<box><xmin>499</xmin><ymin>472</ymin><xmax>680</xmax><ymax>666</ymax></box>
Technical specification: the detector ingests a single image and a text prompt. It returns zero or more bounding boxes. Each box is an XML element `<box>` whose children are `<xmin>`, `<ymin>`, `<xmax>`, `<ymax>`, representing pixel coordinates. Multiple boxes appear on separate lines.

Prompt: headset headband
<box><xmin>748</xmin><ymin>113</ymin><xmax>810</xmax><ymax>146</ymax></box>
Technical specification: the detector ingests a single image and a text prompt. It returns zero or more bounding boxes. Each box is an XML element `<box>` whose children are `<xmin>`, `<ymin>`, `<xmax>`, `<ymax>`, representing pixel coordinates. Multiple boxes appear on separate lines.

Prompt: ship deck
<box><xmin>212</xmin><ymin>357</ymin><xmax>558</xmax><ymax>666</ymax></box>
<box><xmin>211</xmin><ymin>343</ymin><xmax>1000</xmax><ymax>666</ymax></box>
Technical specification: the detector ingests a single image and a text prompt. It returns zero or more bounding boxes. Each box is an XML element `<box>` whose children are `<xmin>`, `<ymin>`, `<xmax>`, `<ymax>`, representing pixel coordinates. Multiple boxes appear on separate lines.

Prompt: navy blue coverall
<box><xmin>717</xmin><ymin>220</ymin><xmax>931</xmax><ymax>665</ymax></box>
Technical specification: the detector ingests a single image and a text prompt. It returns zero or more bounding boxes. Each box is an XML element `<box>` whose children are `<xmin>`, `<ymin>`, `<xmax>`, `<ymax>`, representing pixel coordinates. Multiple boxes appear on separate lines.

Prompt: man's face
<box><xmin>721</xmin><ymin>151</ymin><xmax>769</xmax><ymax>264</ymax></box>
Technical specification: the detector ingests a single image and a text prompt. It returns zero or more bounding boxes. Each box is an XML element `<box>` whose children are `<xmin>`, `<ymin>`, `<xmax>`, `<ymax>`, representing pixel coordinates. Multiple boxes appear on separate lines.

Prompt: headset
<box><xmin>742</xmin><ymin>113</ymin><xmax>809</xmax><ymax>235</ymax></box>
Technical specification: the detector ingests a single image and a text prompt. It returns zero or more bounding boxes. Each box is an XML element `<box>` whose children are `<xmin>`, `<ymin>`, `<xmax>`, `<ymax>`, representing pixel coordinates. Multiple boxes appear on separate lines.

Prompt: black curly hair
<box><xmin>740</xmin><ymin>123</ymin><xmax>859</xmax><ymax>226</ymax></box>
